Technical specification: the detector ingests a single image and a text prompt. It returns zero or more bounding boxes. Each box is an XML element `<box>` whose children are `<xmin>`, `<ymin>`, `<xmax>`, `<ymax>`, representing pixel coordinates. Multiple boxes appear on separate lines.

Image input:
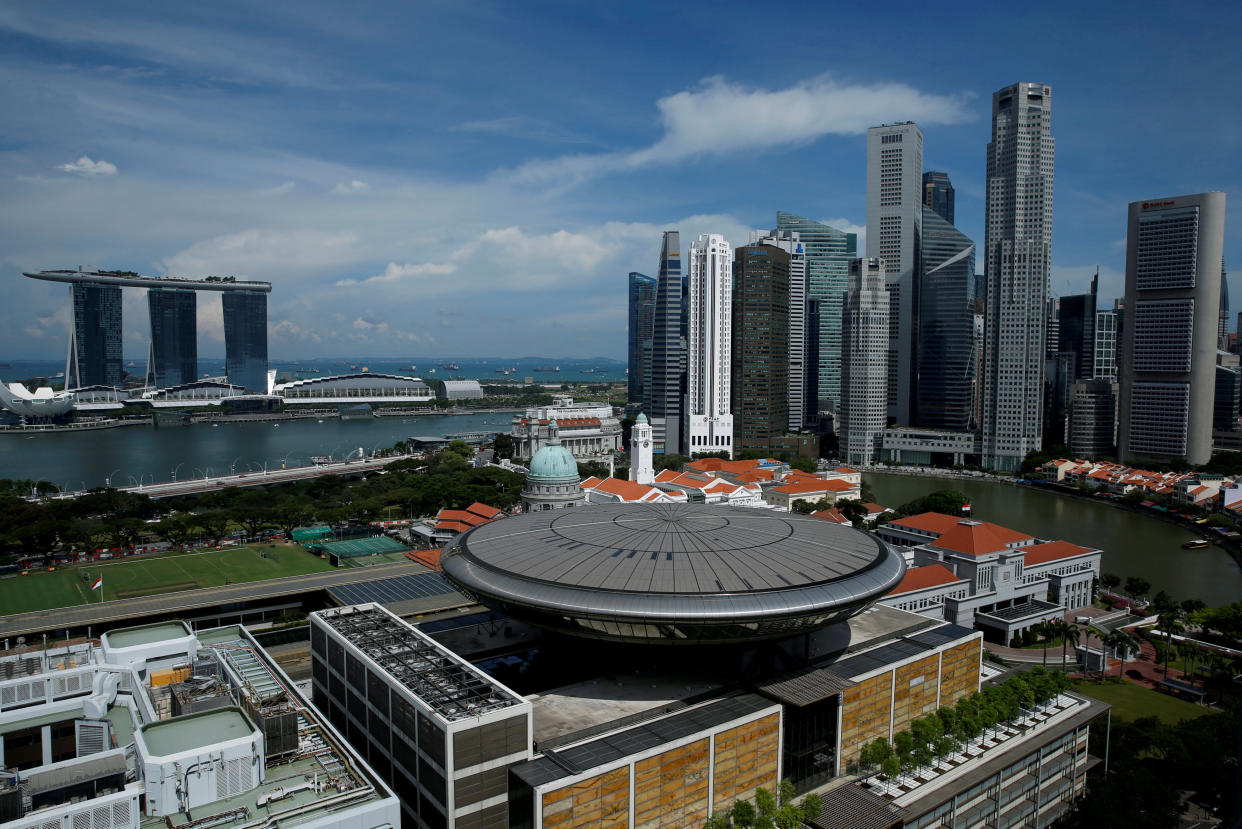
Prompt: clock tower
<box><xmin>629</xmin><ymin>412</ymin><xmax>655</xmax><ymax>485</ymax></box>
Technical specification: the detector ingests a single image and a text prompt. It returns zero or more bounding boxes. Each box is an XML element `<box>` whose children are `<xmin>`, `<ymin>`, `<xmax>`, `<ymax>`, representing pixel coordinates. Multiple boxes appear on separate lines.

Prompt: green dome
<box><xmin>635</xmin><ymin>412</ymin><xmax>648</xmax><ymax>423</ymax></box>
<box><xmin>528</xmin><ymin>419</ymin><xmax>579</xmax><ymax>481</ymax></box>
<box><xmin>529</xmin><ymin>443</ymin><xmax>579</xmax><ymax>481</ymax></box>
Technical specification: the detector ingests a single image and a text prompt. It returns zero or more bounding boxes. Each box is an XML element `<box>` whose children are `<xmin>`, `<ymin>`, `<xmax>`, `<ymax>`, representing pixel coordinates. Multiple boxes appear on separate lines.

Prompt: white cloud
<box><xmin>58</xmin><ymin>156</ymin><xmax>117</xmax><ymax>176</ymax></box>
<box><xmin>271</xmin><ymin>319</ymin><xmax>320</xmax><ymax>343</ymax></box>
<box><xmin>160</xmin><ymin>229</ymin><xmax>361</xmax><ymax>278</ymax></box>
<box><xmin>821</xmin><ymin>216</ymin><xmax>866</xmax><ymax>253</ymax></box>
<box><xmin>196</xmin><ymin>293</ymin><xmax>224</xmax><ymax>342</ymax></box>
<box><xmin>332</xmin><ymin>180</ymin><xmax>369</xmax><ymax>195</ymax></box>
<box><xmin>23</xmin><ymin>325</ymin><xmax>42</xmax><ymax>338</ymax></box>
<box><xmin>508</xmin><ymin>74</ymin><xmax>972</xmax><ymax>185</ymax></box>
<box><xmin>255</xmin><ymin>181</ymin><xmax>296</xmax><ymax>196</ymax></box>
<box><xmin>352</xmin><ymin>316</ymin><xmax>388</xmax><ymax>333</ymax></box>
<box><xmin>336</xmin><ymin>261</ymin><xmax>456</xmax><ymax>288</ymax></box>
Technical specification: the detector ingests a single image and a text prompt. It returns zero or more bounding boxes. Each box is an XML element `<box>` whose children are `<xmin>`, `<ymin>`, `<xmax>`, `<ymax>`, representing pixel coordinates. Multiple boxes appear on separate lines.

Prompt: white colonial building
<box><xmin>511</xmin><ymin>396</ymin><xmax>621</xmax><ymax>460</ymax></box>
<box><xmin>877</xmin><ymin>512</ymin><xmax>1102</xmax><ymax>645</ymax></box>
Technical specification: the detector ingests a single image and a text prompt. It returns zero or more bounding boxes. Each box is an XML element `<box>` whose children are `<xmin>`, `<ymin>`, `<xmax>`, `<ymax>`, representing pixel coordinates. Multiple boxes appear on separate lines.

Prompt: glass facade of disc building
<box><xmin>917</xmin><ymin>207</ymin><xmax>977</xmax><ymax>431</ymax></box>
<box><xmin>776</xmin><ymin>212</ymin><xmax>857</xmax><ymax>412</ymax></box>
<box><xmin>147</xmin><ymin>288</ymin><xmax>197</xmax><ymax>388</ymax></box>
<box><xmin>222</xmin><ymin>290</ymin><xmax>269</xmax><ymax>392</ymax></box>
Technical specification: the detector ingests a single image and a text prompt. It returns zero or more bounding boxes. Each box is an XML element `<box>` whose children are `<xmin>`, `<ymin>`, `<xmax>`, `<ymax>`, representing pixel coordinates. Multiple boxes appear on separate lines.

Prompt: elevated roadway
<box><xmin>0</xmin><ymin>560</ymin><xmax>461</xmax><ymax>640</ymax></box>
<box><xmin>46</xmin><ymin>453</ymin><xmax>422</xmax><ymax>500</ymax></box>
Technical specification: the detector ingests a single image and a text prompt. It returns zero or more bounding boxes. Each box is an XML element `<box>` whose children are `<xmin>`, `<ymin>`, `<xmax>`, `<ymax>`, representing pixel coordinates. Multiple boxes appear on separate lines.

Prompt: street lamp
<box><xmin>172</xmin><ymin>462</ymin><xmax>184</xmax><ymax>482</ymax></box>
<box><xmin>230</xmin><ymin>456</ymin><xmax>242</xmax><ymax>475</ymax></box>
<box><xmin>105</xmin><ymin>468</ymin><xmax>121</xmax><ymax>488</ymax></box>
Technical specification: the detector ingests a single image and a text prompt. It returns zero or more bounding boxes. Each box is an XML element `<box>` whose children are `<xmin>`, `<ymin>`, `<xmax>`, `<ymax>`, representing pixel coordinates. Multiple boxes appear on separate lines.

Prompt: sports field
<box><xmin>1072</xmin><ymin>679</ymin><xmax>1212</xmax><ymax>723</ymax></box>
<box><xmin>0</xmin><ymin>545</ymin><xmax>335</xmax><ymax>615</ymax></box>
<box><xmin>308</xmin><ymin>536</ymin><xmax>409</xmax><ymax>558</ymax></box>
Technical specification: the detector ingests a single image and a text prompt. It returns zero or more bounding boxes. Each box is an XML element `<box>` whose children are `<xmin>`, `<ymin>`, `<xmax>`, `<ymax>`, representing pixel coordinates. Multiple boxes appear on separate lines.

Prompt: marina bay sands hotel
<box><xmin>23</xmin><ymin>268</ymin><xmax>271</xmax><ymax>393</ymax></box>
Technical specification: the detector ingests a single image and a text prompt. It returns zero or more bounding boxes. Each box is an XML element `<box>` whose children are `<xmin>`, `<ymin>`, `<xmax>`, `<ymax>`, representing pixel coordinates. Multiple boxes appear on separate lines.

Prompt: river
<box><xmin>0</xmin><ymin>411</ymin><xmax>516</xmax><ymax>490</ymax></box>
<box><xmin>865</xmin><ymin>472</ymin><xmax>1242</xmax><ymax>608</ymax></box>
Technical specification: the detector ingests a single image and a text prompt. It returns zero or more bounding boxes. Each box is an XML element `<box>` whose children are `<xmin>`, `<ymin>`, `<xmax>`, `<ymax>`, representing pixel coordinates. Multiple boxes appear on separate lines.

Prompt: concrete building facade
<box><xmin>841</xmin><ymin>258</ymin><xmax>890</xmax><ymax>466</ymax></box>
<box><xmin>687</xmin><ymin>233</ymin><xmax>734</xmax><ymax>456</ymax></box>
<box><xmin>1118</xmin><ymin>192</ymin><xmax>1227</xmax><ymax>466</ymax></box>
<box><xmin>647</xmin><ymin>232</ymin><xmax>684</xmax><ymax>455</ymax></box>
<box><xmin>867</xmin><ymin>122</ymin><xmax>924</xmax><ymax>425</ymax></box>
<box><xmin>981</xmin><ymin>83</ymin><xmax>1056</xmax><ymax>472</ymax></box>
<box><xmin>511</xmin><ymin>397</ymin><xmax>621</xmax><ymax>460</ymax></box>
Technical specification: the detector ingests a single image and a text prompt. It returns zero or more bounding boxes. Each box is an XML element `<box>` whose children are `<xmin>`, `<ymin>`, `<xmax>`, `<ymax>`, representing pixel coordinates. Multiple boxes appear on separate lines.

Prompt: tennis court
<box><xmin>309</xmin><ymin>536</ymin><xmax>410</xmax><ymax>558</ymax></box>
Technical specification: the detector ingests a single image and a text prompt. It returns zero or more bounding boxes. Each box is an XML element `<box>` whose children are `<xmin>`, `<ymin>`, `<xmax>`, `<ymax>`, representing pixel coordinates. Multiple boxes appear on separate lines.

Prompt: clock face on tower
<box><xmin>643</xmin><ymin>440</ymin><xmax>650</xmax><ymax>448</ymax></box>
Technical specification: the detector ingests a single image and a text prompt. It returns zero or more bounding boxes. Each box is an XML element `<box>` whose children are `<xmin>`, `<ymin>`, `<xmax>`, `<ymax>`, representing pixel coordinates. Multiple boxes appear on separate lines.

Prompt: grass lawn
<box><xmin>0</xmin><ymin>545</ymin><xmax>334</xmax><ymax>614</ymax></box>
<box><xmin>1071</xmin><ymin>679</ymin><xmax>1212</xmax><ymax>724</ymax></box>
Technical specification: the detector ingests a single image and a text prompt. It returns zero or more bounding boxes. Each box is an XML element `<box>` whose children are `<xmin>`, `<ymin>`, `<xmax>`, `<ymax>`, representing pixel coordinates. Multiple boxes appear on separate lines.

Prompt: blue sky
<box><xmin>1</xmin><ymin>0</ymin><xmax>1238</xmax><ymax>361</ymax></box>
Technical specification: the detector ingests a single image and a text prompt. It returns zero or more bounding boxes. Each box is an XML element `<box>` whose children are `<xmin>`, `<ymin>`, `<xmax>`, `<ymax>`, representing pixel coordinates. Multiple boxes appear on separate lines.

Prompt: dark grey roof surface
<box><xmin>806</xmin><ymin>783</ymin><xmax>907</xmax><ymax>829</ymax></box>
<box><xmin>451</xmin><ymin>503</ymin><xmax>891</xmax><ymax>593</ymax></box>
<box><xmin>980</xmin><ymin>599</ymin><xmax>1061</xmax><ymax>622</ymax></box>
<box><xmin>757</xmin><ymin>667</ymin><xmax>856</xmax><ymax>707</ymax></box>
<box><xmin>441</xmin><ymin>504</ymin><xmax>905</xmax><ymax>625</ymax></box>
<box><xmin>510</xmin><ymin>694</ymin><xmax>776</xmax><ymax>788</ymax></box>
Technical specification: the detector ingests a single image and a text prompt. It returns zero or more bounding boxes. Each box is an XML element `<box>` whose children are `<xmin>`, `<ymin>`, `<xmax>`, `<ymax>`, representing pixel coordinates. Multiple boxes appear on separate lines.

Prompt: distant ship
<box><xmin>533</xmin><ymin>366</ymin><xmax>560</xmax><ymax>372</ymax></box>
<box><xmin>1182</xmin><ymin>539</ymin><xmax>1210</xmax><ymax>549</ymax></box>
<box><xmin>438</xmin><ymin>362</ymin><xmax>460</xmax><ymax>370</ymax></box>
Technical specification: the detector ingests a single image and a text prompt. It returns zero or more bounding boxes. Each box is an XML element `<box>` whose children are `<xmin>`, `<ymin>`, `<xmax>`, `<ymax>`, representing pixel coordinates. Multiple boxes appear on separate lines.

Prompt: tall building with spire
<box><xmin>646</xmin><ymin>232</ymin><xmax>684</xmax><ymax>455</ymax></box>
<box><xmin>922</xmin><ymin>170</ymin><xmax>955</xmax><ymax>224</ymax></box>
<box><xmin>867</xmin><ymin>122</ymin><xmax>924</xmax><ymax>424</ymax></box>
<box><xmin>686</xmin><ymin>233</ymin><xmax>734</xmax><ymax>456</ymax></box>
<box><xmin>981</xmin><ymin>83</ymin><xmax>1056</xmax><ymax>472</ymax></box>
<box><xmin>776</xmin><ymin>213</ymin><xmax>856</xmax><ymax>413</ymax></box>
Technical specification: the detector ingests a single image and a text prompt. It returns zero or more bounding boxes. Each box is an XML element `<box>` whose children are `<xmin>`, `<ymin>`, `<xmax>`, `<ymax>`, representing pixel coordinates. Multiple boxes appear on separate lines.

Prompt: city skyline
<box><xmin>1</xmin><ymin>2</ymin><xmax>1239</xmax><ymax>361</ymax></box>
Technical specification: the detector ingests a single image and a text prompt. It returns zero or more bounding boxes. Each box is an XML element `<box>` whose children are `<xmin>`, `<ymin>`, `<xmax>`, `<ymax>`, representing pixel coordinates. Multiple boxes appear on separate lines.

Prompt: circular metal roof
<box><xmin>440</xmin><ymin>503</ymin><xmax>904</xmax><ymax>643</ymax></box>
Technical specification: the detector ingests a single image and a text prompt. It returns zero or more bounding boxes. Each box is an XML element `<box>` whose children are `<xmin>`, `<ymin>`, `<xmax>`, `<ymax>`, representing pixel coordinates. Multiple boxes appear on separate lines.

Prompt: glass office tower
<box><xmin>627</xmin><ymin>272</ymin><xmax>657</xmax><ymax>405</ymax></box>
<box><xmin>68</xmin><ymin>283</ymin><xmax>123</xmax><ymax>388</ymax></box>
<box><xmin>731</xmin><ymin>243</ymin><xmax>790</xmax><ymax>451</ymax></box>
<box><xmin>922</xmin><ymin>171</ymin><xmax>955</xmax><ymax>224</ymax></box>
<box><xmin>222</xmin><ymin>290</ymin><xmax>269</xmax><ymax>393</ymax></box>
<box><xmin>775</xmin><ymin>212</ymin><xmax>856</xmax><ymax>412</ymax></box>
<box><xmin>147</xmin><ymin>288</ymin><xmax>198</xmax><ymax>388</ymax></box>
<box><xmin>917</xmin><ymin>208</ymin><xmax>977</xmax><ymax>431</ymax></box>
<box><xmin>647</xmin><ymin>232</ymin><xmax>684</xmax><ymax>455</ymax></box>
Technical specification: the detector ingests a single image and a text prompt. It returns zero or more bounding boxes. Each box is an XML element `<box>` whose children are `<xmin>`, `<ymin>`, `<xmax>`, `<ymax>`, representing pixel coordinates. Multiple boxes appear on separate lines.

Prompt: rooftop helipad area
<box><xmin>440</xmin><ymin>503</ymin><xmax>905</xmax><ymax>645</ymax></box>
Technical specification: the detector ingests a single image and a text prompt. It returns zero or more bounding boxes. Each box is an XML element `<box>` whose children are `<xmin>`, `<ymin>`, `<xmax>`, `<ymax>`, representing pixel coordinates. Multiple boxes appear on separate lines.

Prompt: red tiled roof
<box><xmin>773</xmin><ymin>478</ymin><xmax>856</xmax><ymax>495</ymax></box>
<box><xmin>435</xmin><ymin>520</ymin><xmax>472</xmax><ymax>534</ymax></box>
<box><xmin>861</xmin><ymin>502</ymin><xmax>888</xmax><ymax>515</ymax></box>
<box><xmin>405</xmin><ymin>548</ymin><xmax>442</xmax><ymax>570</ymax></box>
<box><xmin>581</xmin><ymin>476</ymin><xmax>670</xmax><ymax>502</ymax></box>
<box><xmin>887</xmin><ymin>564</ymin><xmax>966</xmax><ymax>596</ymax></box>
<box><xmin>465</xmin><ymin>502</ymin><xmax>503</xmax><ymax>520</ymax></box>
<box><xmin>685</xmin><ymin>458</ymin><xmax>776</xmax><ymax>474</ymax></box>
<box><xmin>887</xmin><ymin>512</ymin><xmax>963</xmax><ymax>534</ymax></box>
<box><xmin>810</xmin><ymin>508</ymin><xmax>850</xmax><ymax>524</ymax></box>
<box><xmin>834</xmin><ymin>466</ymin><xmax>859</xmax><ymax>474</ymax></box>
<box><xmin>1022</xmin><ymin>540</ymin><xmax>1096</xmax><ymax>566</ymax></box>
<box><xmin>731</xmin><ymin>469</ymin><xmax>776</xmax><ymax>483</ymax></box>
<box><xmin>931</xmin><ymin>521</ymin><xmax>1028</xmax><ymax>556</ymax></box>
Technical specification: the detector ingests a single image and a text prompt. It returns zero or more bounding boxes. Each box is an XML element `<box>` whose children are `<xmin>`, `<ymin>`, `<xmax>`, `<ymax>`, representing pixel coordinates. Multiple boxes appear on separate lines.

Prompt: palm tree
<box><xmin>1156</xmin><ymin>613</ymin><xmax>1184</xmax><ymax>677</ymax></box>
<box><xmin>1058</xmin><ymin>620</ymin><xmax>1079</xmax><ymax>673</ymax></box>
<box><xmin>1033</xmin><ymin>621</ymin><xmax>1053</xmax><ymax>669</ymax></box>
<box><xmin>1106</xmin><ymin>630</ymin><xmax>1140</xmax><ymax>679</ymax></box>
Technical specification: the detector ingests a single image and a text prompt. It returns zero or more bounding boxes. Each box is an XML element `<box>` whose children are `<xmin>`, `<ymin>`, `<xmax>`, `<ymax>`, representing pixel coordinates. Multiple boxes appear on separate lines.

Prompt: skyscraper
<box><xmin>922</xmin><ymin>171</ymin><xmax>955</xmax><ymax>224</ymax></box>
<box><xmin>1046</xmin><ymin>272</ymin><xmax>1098</xmax><ymax>444</ymax></box>
<box><xmin>841</xmin><ymin>258</ymin><xmax>889</xmax><ymax>466</ymax></box>
<box><xmin>67</xmin><ymin>282</ymin><xmax>123</xmax><ymax>389</ymax></box>
<box><xmin>731</xmin><ymin>243</ymin><xmax>790</xmax><ymax>452</ymax></box>
<box><xmin>1118</xmin><ymin>191</ymin><xmax>1226</xmax><ymax>466</ymax></box>
<box><xmin>647</xmin><ymin>232</ymin><xmax>684</xmax><ymax>455</ymax></box>
<box><xmin>916</xmin><ymin>207</ymin><xmax>976</xmax><ymax>431</ymax></box>
<box><xmin>981</xmin><ymin>83</ymin><xmax>1056</xmax><ymax>472</ymax></box>
<box><xmin>147</xmin><ymin>288</ymin><xmax>197</xmax><ymax>388</ymax></box>
<box><xmin>867</xmin><ymin>122</ymin><xmax>924</xmax><ymax>424</ymax></box>
<box><xmin>687</xmin><ymin>233</ymin><xmax>733</xmax><ymax>456</ymax></box>
<box><xmin>754</xmin><ymin>229</ymin><xmax>808</xmax><ymax>431</ymax></box>
<box><xmin>222</xmin><ymin>290</ymin><xmax>269</xmax><ymax>393</ymax></box>
<box><xmin>1219</xmin><ymin>260</ymin><xmax>1230</xmax><ymax>349</ymax></box>
<box><xmin>626</xmin><ymin>272</ymin><xmax>657</xmax><ymax>404</ymax></box>
<box><xmin>776</xmin><ymin>212</ymin><xmax>856</xmax><ymax>413</ymax></box>
<box><xmin>1092</xmin><ymin>309</ymin><xmax>1118</xmax><ymax>380</ymax></box>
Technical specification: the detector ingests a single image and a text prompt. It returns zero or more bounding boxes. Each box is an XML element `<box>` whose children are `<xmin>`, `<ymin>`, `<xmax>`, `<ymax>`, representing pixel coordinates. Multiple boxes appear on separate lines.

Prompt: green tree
<box><xmin>1099</xmin><ymin>571</ymin><xmax>1121</xmax><ymax>595</ymax></box>
<box><xmin>894</xmin><ymin>490</ymin><xmax>969</xmax><ymax>517</ymax></box>
<box><xmin>492</xmin><ymin>433</ymin><xmax>515</xmax><ymax>460</ymax></box>
<box><xmin>1123</xmin><ymin>576</ymin><xmax>1151</xmax><ymax>602</ymax></box>
<box><xmin>195</xmin><ymin>511</ymin><xmax>232</xmax><ymax>547</ymax></box>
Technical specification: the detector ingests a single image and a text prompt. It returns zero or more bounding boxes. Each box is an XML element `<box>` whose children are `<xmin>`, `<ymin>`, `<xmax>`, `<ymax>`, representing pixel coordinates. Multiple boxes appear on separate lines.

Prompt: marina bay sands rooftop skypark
<box><xmin>23</xmin><ymin>268</ymin><xmax>273</xmax><ymax>292</ymax></box>
<box><xmin>22</xmin><ymin>268</ymin><xmax>271</xmax><ymax>393</ymax></box>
